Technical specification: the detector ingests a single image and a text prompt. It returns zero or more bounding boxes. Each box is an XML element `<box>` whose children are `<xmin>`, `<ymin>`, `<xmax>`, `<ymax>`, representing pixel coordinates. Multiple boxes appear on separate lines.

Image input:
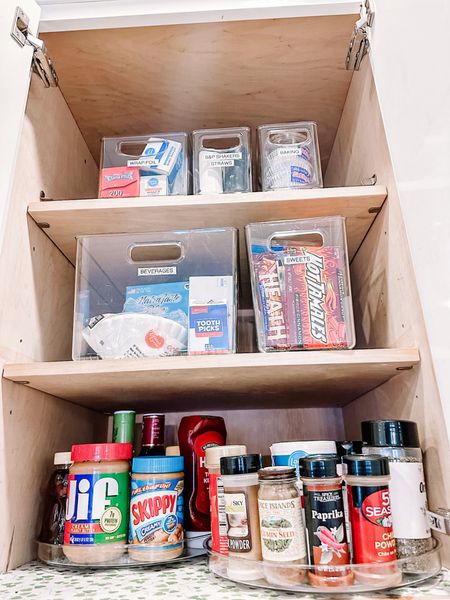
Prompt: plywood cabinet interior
<box><xmin>0</xmin><ymin>13</ymin><xmax>449</xmax><ymax>573</ymax></box>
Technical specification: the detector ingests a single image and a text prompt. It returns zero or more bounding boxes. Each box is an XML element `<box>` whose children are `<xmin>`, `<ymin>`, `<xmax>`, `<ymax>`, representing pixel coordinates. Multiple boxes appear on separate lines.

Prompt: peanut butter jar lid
<box><xmin>205</xmin><ymin>445</ymin><xmax>247</xmax><ymax>469</ymax></box>
<box><xmin>71</xmin><ymin>443</ymin><xmax>132</xmax><ymax>462</ymax></box>
<box><xmin>132</xmin><ymin>455</ymin><xmax>184</xmax><ymax>474</ymax></box>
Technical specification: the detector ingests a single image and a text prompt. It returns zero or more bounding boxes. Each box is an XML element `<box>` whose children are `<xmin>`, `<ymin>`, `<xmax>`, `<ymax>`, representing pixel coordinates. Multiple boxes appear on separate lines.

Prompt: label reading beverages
<box><xmin>303</xmin><ymin>486</ymin><xmax>349</xmax><ymax>568</ymax></box>
<box><xmin>258</xmin><ymin>496</ymin><xmax>306</xmax><ymax>562</ymax></box>
<box><xmin>129</xmin><ymin>477</ymin><xmax>184</xmax><ymax>548</ymax></box>
<box><xmin>389</xmin><ymin>462</ymin><xmax>430</xmax><ymax>539</ymax></box>
<box><xmin>348</xmin><ymin>485</ymin><xmax>396</xmax><ymax>563</ymax></box>
<box><xmin>225</xmin><ymin>492</ymin><xmax>252</xmax><ymax>553</ymax></box>
<box><xmin>137</xmin><ymin>266</ymin><xmax>177</xmax><ymax>277</ymax></box>
<box><xmin>64</xmin><ymin>472</ymin><xmax>129</xmax><ymax>545</ymax></box>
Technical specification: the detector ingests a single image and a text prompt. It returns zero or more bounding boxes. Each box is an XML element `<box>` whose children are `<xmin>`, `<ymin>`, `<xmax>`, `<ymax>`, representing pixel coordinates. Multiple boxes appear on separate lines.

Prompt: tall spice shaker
<box><xmin>220</xmin><ymin>454</ymin><xmax>263</xmax><ymax>581</ymax></box>
<box><xmin>344</xmin><ymin>455</ymin><xmax>401</xmax><ymax>586</ymax></box>
<box><xmin>258</xmin><ymin>467</ymin><xmax>307</xmax><ymax>586</ymax></box>
<box><xmin>361</xmin><ymin>420</ymin><xmax>432</xmax><ymax>558</ymax></box>
<box><xmin>300</xmin><ymin>456</ymin><xmax>353</xmax><ymax>587</ymax></box>
<box><xmin>205</xmin><ymin>445</ymin><xmax>247</xmax><ymax>555</ymax></box>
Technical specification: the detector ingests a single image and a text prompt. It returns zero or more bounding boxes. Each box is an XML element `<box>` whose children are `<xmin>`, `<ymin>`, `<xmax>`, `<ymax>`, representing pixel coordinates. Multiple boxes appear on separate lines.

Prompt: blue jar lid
<box><xmin>132</xmin><ymin>455</ymin><xmax>184</xmax><ymax>474</ymax></box>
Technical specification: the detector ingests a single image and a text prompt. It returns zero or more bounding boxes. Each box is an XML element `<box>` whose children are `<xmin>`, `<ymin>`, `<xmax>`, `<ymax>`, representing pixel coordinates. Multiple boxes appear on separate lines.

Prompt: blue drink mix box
<box><xmin>123</xmin><ymin>282</ymin><xmax>189</xmax><ymax>329</ymax></box>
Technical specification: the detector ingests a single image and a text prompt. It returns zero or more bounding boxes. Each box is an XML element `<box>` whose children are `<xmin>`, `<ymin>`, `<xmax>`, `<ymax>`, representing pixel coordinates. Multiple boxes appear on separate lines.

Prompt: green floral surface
<box><xmin>0</xmin><ymin>559</ymin><xmax>448</xmax><ymax>600</ymax></box>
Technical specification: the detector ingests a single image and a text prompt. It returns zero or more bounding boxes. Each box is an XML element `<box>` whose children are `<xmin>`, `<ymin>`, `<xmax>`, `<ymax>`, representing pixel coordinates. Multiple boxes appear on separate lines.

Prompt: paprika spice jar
<box><xmin>64</xmin><ymin>443</ymin><xmax>132</xmax><ymax>565</ymax></box>
<box><xmin>129</xmin><ymin>456</ymin><xmax>184</xmax><ymax>562</ymax></box>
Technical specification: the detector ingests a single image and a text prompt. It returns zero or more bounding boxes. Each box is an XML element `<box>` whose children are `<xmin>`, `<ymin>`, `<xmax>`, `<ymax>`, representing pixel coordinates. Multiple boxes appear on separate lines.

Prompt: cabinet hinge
<box><xmin>11</xmin><ymin>6</ymin><xmax>58</xmax><ymax>88</ymax></box>
<box><xmin>345</xmin><ymin>0</ymin><xmax>374</xmax><ymax>71</ymax></box>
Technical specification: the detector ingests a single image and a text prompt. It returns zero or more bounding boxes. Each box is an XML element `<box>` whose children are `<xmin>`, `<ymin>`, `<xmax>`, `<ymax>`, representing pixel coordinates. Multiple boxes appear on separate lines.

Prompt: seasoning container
<box><xmin>361</xmin><ymin>420</ymin><xmax>432</xmax><ymax>558</ymax></box>
<box><xmin>220</xmin><ymin>454</ymin><xmax>263</xmax><ymax>581</ymax></box>
<box><xmin>344</xmin><ymin>455</ymin><xmax>401</xmax><ymax>586</ymax></box>
<box><xmin>39</xmin><ymin>452</ymin><xmax>72</xmax><ymax>546</ymax></box>
<box><xmin>113</xmin><ymin>410</ymin><xmax>136</xmax><ymax>444</ymax></box>
<box><xmin>178</xmin><ymin>415</ymin><xmax>227</xmax><ymax>533</ymax></box>
<box><xmin>140</xmin><ymin>414</ymin><xmax>165</xmax><ymax>456</ymax></box>
<box><xmin>129</xmin><ymin>456</ymin><xmax>184</xmax><ymax>562</ymax></box>
<box><xmin>300</xmin><ymin>456</ymin><xmax>353</xmax><ymax>587</ymax></box>
<box><xmin>64</xmin><ymin>443</ymin><xmax>132</xmax><ymax>564</ymax></box>
<box><xmin>205</xmin><ymin>444</ymin><xmax>247</xmax><ymax>555</ymax></box>
<box><xmin>258</xmin><ymin>466</ymin><xmax>307</xmax><ymax>586</ymax></box>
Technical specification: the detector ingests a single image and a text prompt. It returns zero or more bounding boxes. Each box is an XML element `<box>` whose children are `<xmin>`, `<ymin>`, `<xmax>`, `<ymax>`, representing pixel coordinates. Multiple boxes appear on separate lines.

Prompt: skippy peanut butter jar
<box><xmin>63</xmin><ymin>443</ymin><xmax>132</xmax><ymax>564</ymax></box>
<box><xmin>129</xmin><ymin>456</ymin><xmax>185</xmax><ymax>562</ymax></box>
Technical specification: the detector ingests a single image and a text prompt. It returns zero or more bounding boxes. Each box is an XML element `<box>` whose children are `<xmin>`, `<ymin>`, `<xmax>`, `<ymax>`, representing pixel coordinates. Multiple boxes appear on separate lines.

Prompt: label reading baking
<box><xmin>389</xmin><ymin>462</ymin><xmax>430</xmax><ymax>539</ymax></box>
<box><xmin>258</xmin><ymin>496</ymin><xmax>306</xmax><ymax>562</ymax></box>
<box><xmin>225</xmin><ymin>492</ymin><xmax>252</xmax><ymax>553</ymax></box>
<box><xmin>347</xmin><ymin>484</ymin><xmax>396</xmax><ymax>563</ymax></box>
<box><xmin>64</xmin><ymin>472</ymin><xmax>129</xmax><ymax>545</ymax></box>
<box><xmin>137</xmin><ymin>266</ymin><xmax>177</xmax><ymax>277</ymax></box>
<box><xmin>129</xmin><ymin>477</ymin><xmax>184</xmax><ymax>549</ymax></box>
<box><xmin>303</xmin><ymin>486</ymin><xmax>349</xmax><ymax>567</ymax></box>
<box><xmin>204</xmin><ymin>152</ymin><xmax>242</xmax><ymax>168</ymax></box>
<box><xmin>275</xmin><ymin>147</ymin><xmax>311</xmax><ymax>160</ymax></box>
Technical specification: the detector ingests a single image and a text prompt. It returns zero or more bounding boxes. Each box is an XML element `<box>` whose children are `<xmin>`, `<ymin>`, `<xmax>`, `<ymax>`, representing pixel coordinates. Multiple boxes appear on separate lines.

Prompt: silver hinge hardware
<box><xmin>11</xmin><ymin>6</ymin><xmax>58</xmax><ymax>88</ymax></box>
<box><xmin>345</xmin><ymin>1</ymin><xmax>374</xmax><ymax>71</ymax></box>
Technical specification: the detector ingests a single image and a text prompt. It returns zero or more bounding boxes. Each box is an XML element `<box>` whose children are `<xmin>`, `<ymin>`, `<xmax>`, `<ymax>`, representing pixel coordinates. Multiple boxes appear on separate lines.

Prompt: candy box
<box><xmin>246</xmin><ymin>216</ymin><xmax>355</xmax><ymax>352</ymax></box>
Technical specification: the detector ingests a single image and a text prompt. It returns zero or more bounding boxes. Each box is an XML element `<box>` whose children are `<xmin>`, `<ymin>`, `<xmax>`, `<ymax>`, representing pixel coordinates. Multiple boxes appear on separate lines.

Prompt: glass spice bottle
<box><xmin>39</xmin><ymin>452</ymin><xmax>72</xmax><ymax>545</ymax></box>
<box><xmin>300</xmin><ymin>455</ymin><xmax>354</xmax><ymax>587</ymax></box>
<box><xmin>361</xmin><ymin>420</ymin><xmax>432</xmax><ymax>559</ymax></box>
<box><xmin>258</xmin><ymin>466</ymin><xmax>307</xmax><ymax>586</ymax></box>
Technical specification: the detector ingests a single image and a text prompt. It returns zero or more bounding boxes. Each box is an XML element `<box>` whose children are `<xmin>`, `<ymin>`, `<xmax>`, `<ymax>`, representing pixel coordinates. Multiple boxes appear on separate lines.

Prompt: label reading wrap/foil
<box><xmin>225</xmin><ymin>492</ymin><xmax>253</xmax><ymax>553</ymax></box>
<box><xmin>389</xmin><ymin>462</ymin><xmax>430</xmax><ymax>539</ymax></box>
<box><xmin>258</xmin><ymin>496</ymin><xmax>306</xmax><ymax>562</ymax></box>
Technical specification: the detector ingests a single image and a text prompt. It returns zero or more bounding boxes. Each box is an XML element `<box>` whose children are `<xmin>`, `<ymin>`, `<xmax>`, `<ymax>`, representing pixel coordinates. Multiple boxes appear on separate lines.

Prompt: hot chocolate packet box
<box><xmin>246</xmin><ymin>216</ymin><xmax>355</xmax><ymax>352</ymax></box>
<box><xmin>99</xmin><ymin>132</ymin><xmax>189</xmax><ymax>197</ymax></box>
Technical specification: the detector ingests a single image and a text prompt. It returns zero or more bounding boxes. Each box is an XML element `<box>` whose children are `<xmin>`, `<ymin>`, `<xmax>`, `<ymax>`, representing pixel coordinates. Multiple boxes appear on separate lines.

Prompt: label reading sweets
<box><xmin>64</xmin><ymin>472</ymin><xmax>129</xmax><ymax>545</ymax></box>
<box><xmin>137</xmin><ymin>266</ymin><xmax>177</xmax><ymax>277</ymax></box>
<box><xmin>258</xmin><ymin>496</ymin><xmax>306</xmax><ymax>562</ymax></box>
<box><xmin>225</xmin><ymin>492</ymin><xmax>252</xmax><ymax>553</ymax></box>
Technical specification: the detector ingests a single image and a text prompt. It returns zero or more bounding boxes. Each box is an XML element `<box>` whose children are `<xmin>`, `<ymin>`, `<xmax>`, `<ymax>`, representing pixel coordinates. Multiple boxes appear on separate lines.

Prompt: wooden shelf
<box><xmin>3</xmin><ymin>348</ymin><xmax>419</xmax><ymax>413</ymax></box>
<box><xmin>28</xmin><ymin>186</ymin><xmax>387</xmax><ymax>269</ymax></box>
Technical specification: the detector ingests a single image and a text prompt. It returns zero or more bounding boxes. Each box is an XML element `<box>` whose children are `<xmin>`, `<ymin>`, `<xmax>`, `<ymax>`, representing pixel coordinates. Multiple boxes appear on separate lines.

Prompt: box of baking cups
<box><xmin>246</xmin><ymin>216</ymin><xmax>355</xmax><ymax>352</ymax></box>
<box><xmin>72</xmin><ymin>229</ymin><xmax>238</xmax><ymax>360</ymax></box>
<box><xmin>258</xmin><ymin>121</ymin><xmax>322</xmax><ymax>191</ymax></box>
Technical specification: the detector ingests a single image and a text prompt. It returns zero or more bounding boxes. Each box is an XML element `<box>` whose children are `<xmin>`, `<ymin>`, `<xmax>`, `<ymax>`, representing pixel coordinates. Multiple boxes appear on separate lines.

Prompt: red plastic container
<box><xmin>178</xmin><ymin>415</ymin><xmax>227</xmax><ymax>531</ymax></box>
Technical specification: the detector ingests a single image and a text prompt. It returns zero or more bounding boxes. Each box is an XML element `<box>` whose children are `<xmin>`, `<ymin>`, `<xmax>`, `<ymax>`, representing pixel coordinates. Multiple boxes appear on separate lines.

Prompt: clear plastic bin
<box><xmin>258</xmin><ymin>122</ymin><xmax>322</xmax><ymax>191</ymax></box>
<box><xmin>192</xmin><ymin>127</ymin><xmax>252</xmax><ymax>195</ymax></box>
<box><xmin>246</xmin><ymin>216</ymin><xmax>355</xmax><ymax>352</ymax></box>
<box><xmin>72</xmin><ymin>229</ymin><xmax>238</xmax><ymax>360</ymax></box>
<box><xmin>99</xmin><ymin>132</ymin><xmax>189</xmax><ymax>198</ymax></box>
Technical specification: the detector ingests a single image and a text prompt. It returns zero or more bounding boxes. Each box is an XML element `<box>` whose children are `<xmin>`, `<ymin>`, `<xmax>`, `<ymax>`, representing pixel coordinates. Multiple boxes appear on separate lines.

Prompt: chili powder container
<box><xmin>300</xmin><ymin>455</ymin><xmax>353</xmax><ymax>587</ymax></box>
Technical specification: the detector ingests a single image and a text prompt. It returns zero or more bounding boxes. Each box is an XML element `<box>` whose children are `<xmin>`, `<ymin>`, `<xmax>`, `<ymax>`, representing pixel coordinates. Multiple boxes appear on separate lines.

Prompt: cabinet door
<box><xmin>369</xmin><ymin>0</ymin><xmax>450</xmax><ymax>440</ymax></box>
<box><xmin>0</xmin><ymin>0</ymin><xmax>41</xmax><ymax>249</ymax></box>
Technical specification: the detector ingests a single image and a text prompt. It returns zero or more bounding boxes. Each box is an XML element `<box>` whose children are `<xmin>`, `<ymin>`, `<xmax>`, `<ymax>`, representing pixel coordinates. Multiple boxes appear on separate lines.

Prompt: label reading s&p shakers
<box><xmin>303</xmin><ymin>486</ymin><xmax>349</xmax><ymax>567</ymax></box>
<box><xmin>225</xmin><ymin>492</ymin><xmax>253</xmax><ymax>553</ymax></box>
<box><xmin>258</xmin><ymin>496</ymin><xmax>306</xmax><ymax>561</ymax></box>
<box><xmin>347</xmin><ymin>485</ymin><xmax>395</xmax><ymax>563</ymax></box>
<box><xmin>65</xmin><ymin>472</ymin><xmax>129</xmax><ymax>545</ymax></box>
<box><xmin>129</xmin><ymin>476</ymin><xmax>184</xmax><ymax>548</ymax></box>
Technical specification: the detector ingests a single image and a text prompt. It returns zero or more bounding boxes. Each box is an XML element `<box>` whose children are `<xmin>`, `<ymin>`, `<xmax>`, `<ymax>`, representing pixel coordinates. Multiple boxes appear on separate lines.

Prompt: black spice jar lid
<box><xmin>299</xmin><ymin>455</ymin><xmax>340</xmax><ymax>478</ymax></box>
<box><xmin>344</xmin><ymin>454</ymin><xmax>390</xmax><ymax>476</ymax></box>
<box><xmin>361</xmin><ymin>420</ymin><xmax>420</xmax><ymax>448</ymax></box>
<box><xmin>258</xmin><ymin>466</ymin><xmax>296</xmax><ymax>480</ymax></box>
<box><xmin>220</xmin><ymin>453</ymin><xmax>262</xmax><ymax>475</ymax></box>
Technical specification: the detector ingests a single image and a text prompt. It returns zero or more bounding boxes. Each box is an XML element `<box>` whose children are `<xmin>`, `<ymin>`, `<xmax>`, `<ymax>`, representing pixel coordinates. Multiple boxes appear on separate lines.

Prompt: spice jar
<box><xmin>220</xmin><ymin>454</ymin><xmax>263</xmax><ymax>581</ymax></box>
<box><xmin>300</xmin><ymin>456</ymin><xmax>353</xmax><ymax>587</ymax></box>
<box><xmin>64</xmin><ymin>443</ymin><xmax>132</xmax><ymax>565</ymax></box>
<box><xmin>129</xmin><ymin>456</ymin><xmax>184</xmax><ymax>562</ymax></box>
<box><xmin>361</xmin><ymin>420</ymin><xmax>432</xmax><ymax>558</ymax></box>
<box><xmin>258</xmin><ymin>467</ymin><xmax>307</xmax><ymax>586</ymax></box>
<box><xmin>344</xmin><ymin>455</ymin><xmax>401</xmax><ymax>586</ymax></box>
<box><xmin>205</xmin><ymin>445</ymin><xmax>247</xmax><ymax>555</ymax></box>
<box><xmin>39</xmin><ymin>453</ymin><xmax>72</xmax><ymax>546</ymax></box>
